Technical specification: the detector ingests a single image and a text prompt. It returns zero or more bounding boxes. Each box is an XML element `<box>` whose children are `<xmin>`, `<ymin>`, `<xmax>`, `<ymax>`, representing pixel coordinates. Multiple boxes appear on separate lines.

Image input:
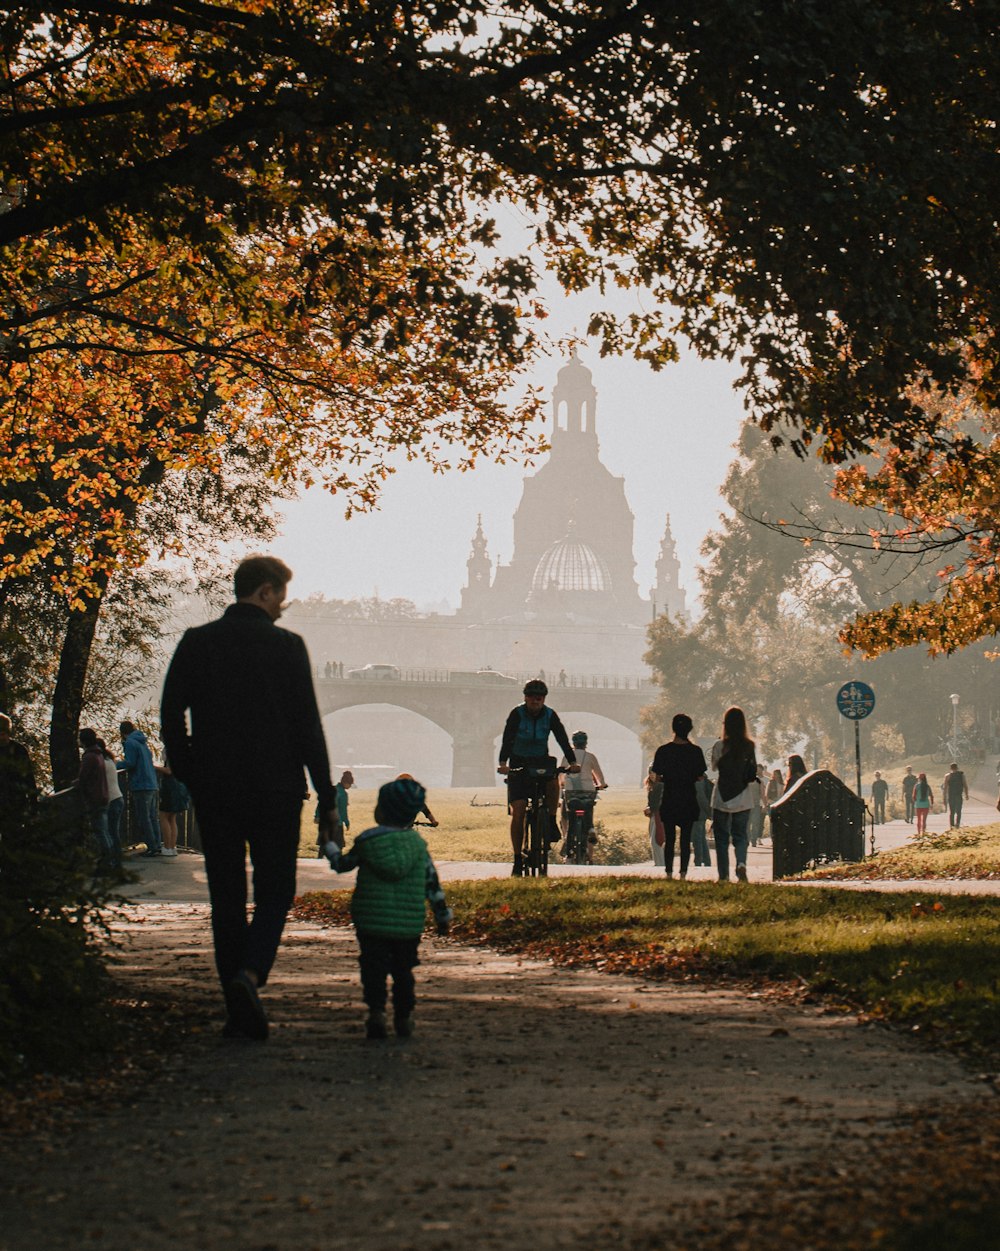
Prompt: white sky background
<box><xmin>272</xmin><ymin>275</ymin><xmax>749</xmax><ymax>614</ymax></box>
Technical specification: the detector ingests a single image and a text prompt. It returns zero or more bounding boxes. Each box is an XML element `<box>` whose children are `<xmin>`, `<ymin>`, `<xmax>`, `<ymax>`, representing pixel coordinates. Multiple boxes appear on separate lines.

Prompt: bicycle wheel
<box><xmin>536</xmin><ymin>800</ymin><xmax>549</xmax><ymax>876</ymax></box>
<box><xmin>567</xmin><ymin>811</ymin><xmax>585</xmax><ymax>864</ymax></box>
<box><xmin>522</xmin><ymin>802</ymin><xmax>539</xmax><ymax>876</ymax></box>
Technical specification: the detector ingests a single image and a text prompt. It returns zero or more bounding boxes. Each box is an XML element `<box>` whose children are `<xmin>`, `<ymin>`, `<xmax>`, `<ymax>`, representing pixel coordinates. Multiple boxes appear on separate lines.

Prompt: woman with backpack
<box><xmin>710</xmin><ymin>706</ymin><xmax>758</xmax><ymax>883</ymax></box>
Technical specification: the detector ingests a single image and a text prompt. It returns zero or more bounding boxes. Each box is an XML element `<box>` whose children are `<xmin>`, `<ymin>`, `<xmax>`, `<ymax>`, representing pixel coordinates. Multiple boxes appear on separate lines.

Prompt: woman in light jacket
<box><xmin>710</xmin><ymin>706</ymin><xmax>757</xmax><ymax>883</ymax></box>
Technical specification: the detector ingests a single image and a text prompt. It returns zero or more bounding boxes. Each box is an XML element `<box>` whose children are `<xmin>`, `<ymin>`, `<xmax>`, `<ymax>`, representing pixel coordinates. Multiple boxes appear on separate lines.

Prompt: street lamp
<box><xmin>950</xmin><ymin>693</ymin><xmax>960</xmax><ymax>749</ymax></box>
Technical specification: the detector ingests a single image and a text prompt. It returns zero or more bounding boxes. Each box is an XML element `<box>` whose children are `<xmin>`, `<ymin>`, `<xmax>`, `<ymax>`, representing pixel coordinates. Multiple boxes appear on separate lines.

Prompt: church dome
<box><xmin>531</xmin><ymin>526</ymin><xmax>612</xmax><ymax>594</ymax></box>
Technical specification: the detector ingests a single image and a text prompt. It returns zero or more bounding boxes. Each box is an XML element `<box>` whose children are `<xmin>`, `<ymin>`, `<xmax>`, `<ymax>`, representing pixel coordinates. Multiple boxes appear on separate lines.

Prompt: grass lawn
<box><xmin>297</xmin><ymin>784</ymin><xmax>653</xmax><ymax>862</ymax></box>
<box><xmin>295</xmin><ymin>875</ymin><xmax>1000</xmax><ymax>1060</ymax></box>
<box><xmin>800</xmin><ymin>821</ymin><xmax>1000</xmax><ymax>881</ymax></box>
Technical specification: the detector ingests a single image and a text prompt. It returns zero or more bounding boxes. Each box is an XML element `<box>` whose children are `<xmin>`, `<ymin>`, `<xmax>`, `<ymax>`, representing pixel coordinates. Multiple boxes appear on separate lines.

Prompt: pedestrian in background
<box><xmin>119</xmin><ymin>720</ymin><xmax>162</xmax><ymax>857</ymax></box>
<box><xmin>692</xmin><ymin>774</ymin><xmax>713</xmax><ymax>868</ymax></box>
<box><xmin>902</xmin><ymin>766</ymin><xmax>917</xmax><ymax>823</ymax></box>
<box><xmin>784</xmin><ymin>754</ymin><xmax>807</xmax><ymax>794</ymax></box>
<box><xmin>651</xmin><ymin>713</ymin><xmax>707</xmax><ymax>881</ymax></box>
<box><xmin>942</xmin><ymin>763</ymin><xmax>969</xmax><ymax>828</ymax></box>
<box><xmin>913</xmin><ymin>772</ymin><xmax>933</xmax><ymax>835</ymax></box>
<box><xmin>871</xmin><ymin>771</ymin><xmax>888</xmax><ymax>824</ymax></box>
<box><xmin>97</xmin><ymin>738</ymin><xmax>124</xmax><ymax>867</ymax></box>
<box><xmin>644</xmin><ymin>766</ymin><xmax>665</xmax><ymax>867</ymax></box>
<box><xmin>710</xmin><ymin>707</ymin><xmax>757</xmax><ymax>883</ymax></box>
<box><xmin>77</xmin><ymin>728</ymin><xmax>111</xmax><ymax>868</ymax></box>
<box><xmin>157</xmin><ymin>762</ymin><xmax>190</xmax><ymax>858</ymax></box>
<box><xmin>0</xmin><ymin>713</ymin><xmax>37</xmax><ymax>837</ymax></box>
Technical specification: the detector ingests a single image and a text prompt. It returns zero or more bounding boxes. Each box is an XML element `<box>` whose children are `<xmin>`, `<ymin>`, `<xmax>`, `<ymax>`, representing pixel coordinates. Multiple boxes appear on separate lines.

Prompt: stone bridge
<box><xmin>315</xmin><ymin>674</ymin><xmax>653</xmax><ymax>786</ymax></box>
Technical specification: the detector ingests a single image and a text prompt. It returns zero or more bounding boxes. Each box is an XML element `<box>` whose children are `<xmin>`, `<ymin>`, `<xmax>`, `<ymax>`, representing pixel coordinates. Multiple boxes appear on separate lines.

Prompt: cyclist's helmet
<box><xmin>523</xmin><ymin>679</ymin><xmax>548</xmax><ymax>697</ymax></box>
<box><xmin>571</xmin><ymin>731</ymin><xmax>588</xmax><ymax>748</ymax></box>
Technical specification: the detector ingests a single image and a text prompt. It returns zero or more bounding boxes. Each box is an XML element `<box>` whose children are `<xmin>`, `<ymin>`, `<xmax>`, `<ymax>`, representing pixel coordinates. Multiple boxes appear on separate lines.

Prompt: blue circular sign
<box><xmin>836</xmin><ymin>681</ymin><xmax>876</xmax><ymax>720</ymax></box>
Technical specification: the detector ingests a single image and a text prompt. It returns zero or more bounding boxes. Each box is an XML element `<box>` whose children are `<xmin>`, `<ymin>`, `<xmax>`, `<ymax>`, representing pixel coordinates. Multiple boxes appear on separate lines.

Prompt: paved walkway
<box><xmin>2</xmin><ymin>868</ymin><xmax>992</xmax><ymax>1251</ymax></box>
<box><xmin>123</xmin><ymin>762</ymin><xmax>1000</xmax><ymax>906</ymax></box>
<box><xmin>3</xmin><ymin>774</ymin><xmax>996</xmax><ymax>1249</ymax></box>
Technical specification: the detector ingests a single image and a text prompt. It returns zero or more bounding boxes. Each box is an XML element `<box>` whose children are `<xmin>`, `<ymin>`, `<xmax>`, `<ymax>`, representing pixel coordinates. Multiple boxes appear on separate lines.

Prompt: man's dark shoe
<box><xmin>224</xmin><ymin>971</ymin><xmax>268</xmax><ymax>1041</ymax></box>
<box><xmin>366</xmin><ymin>1010</ymin><xmax>388</xmax><ymax>1040</ymax></box>
<box><xmin>394</xmin><ymin>1014</ymin><xmax>414</xmax><ymax>1039</ymax></box>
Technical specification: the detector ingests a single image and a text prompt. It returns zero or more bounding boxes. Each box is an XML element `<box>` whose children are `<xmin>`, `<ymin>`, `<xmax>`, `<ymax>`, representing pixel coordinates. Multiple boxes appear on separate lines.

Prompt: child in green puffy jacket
<box><xmin>324</xmin><ymin>776</ymin><xmax>451</xmax><ymax>1039</ymax></box>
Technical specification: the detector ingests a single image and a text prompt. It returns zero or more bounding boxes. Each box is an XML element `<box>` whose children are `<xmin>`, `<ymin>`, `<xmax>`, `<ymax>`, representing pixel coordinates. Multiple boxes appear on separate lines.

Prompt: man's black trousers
<box><xmin>192</xmin><ymin>788</ymin><xmax>303</xmax><ymax>988</ymax></box>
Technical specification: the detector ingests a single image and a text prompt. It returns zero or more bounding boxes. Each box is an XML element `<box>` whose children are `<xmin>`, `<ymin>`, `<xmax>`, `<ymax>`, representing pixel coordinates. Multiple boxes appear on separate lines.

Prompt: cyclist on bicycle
<box><xmin>559</xmin><ymin>731</ymin><xmax>606</xmax><ymax>858</ymax></box>
<box><xmin>498</xmin><ymin>679</ymin><xmax>580</xmax><ymax>876</ymax></box>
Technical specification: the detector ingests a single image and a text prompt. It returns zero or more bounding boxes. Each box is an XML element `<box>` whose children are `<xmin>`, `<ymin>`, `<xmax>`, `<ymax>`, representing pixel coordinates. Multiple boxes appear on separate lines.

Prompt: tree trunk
<box><xmin>49</xmin><ymin>577</ymin><xmax>108</xmax><ymax>788</ymax></box>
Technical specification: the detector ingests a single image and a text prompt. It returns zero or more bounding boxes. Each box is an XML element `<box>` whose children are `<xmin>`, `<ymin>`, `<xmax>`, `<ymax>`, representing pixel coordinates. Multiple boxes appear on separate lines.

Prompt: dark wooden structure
<box><xmin>769</xmin><ymin>769</ymin><xmax>865</xmax><ymax>878</ymax></box>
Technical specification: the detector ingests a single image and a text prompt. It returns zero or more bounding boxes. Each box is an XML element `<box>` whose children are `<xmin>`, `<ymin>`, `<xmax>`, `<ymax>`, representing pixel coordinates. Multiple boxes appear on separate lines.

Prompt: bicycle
<box><xmin>561</xmin><ymin>785</ymin><xmax>606</xmax><ymax>865</ymax></box>
<box><xmin>502</xmin><ymin>761</ymin><xmax>568</xmax><ymax>877</ymax></box>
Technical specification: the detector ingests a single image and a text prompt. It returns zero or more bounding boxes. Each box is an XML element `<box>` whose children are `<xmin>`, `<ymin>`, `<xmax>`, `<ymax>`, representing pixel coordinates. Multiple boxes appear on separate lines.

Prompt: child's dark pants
<box><xmin>357</xmin><ymin>933</ymin><xmax>421</xmax><ymax>1019</ymax></box>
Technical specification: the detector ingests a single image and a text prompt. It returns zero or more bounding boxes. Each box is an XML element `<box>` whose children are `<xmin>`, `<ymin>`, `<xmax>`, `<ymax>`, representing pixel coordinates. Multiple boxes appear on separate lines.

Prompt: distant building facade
<box><xmin>285</xmin><ymin>354</ymin><xmax>685</xmax><ymax>681</ymax></box>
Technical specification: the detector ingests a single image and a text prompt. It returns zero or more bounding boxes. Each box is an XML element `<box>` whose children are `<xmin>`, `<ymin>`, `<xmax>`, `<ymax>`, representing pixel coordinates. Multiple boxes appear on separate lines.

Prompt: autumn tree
<box><xmin>3</xmin><ymin>0</ymin><xmax>999</xmax><ymax>456</ymax></box>
<box><xmin>643</xmin><ymin>423</ymin><xmax>997</xmax><ymax>760</ymax></box>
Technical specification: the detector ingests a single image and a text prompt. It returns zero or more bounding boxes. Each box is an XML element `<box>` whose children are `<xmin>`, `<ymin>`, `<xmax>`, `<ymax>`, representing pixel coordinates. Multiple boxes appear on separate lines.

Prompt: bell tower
<box><xmin>653</xmin><ymin>514</ymin><xmax>687</xmax><ymax>621</ymax></box>
<box><xmin>460</xmin><ymin>515</ymin><xmax>492</xmax><ymax>619</ymax></box>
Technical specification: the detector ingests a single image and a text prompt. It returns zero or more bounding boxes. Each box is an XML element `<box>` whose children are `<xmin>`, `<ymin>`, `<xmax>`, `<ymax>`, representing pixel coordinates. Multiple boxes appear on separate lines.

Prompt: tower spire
<box><xmin>654</xmin><ymin>514</ymin><xmax>687</xmax><ymax>621</ymax></box>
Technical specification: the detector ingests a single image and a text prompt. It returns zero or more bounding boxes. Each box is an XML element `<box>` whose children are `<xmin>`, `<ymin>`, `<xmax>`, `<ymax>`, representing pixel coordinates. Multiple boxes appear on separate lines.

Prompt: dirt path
<box><xmin>1</xmin><ymin>884</ymin><xmax>987</xmax><ymax>1251</ymax></box>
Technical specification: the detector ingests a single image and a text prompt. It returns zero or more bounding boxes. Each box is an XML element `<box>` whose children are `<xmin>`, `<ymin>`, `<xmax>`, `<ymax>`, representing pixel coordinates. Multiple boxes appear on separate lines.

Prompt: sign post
<box><xmin>836</xmin><ymin>681</ymin><xmax>876</xmax><ymax>847</ymax></box>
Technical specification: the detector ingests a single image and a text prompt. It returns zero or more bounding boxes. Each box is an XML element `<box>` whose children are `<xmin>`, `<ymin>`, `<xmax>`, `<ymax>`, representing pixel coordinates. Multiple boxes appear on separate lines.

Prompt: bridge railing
<box><xmin>317</xmin><ymin>667</ymin><xmax>655</xmax><ymax>690</ymax></box>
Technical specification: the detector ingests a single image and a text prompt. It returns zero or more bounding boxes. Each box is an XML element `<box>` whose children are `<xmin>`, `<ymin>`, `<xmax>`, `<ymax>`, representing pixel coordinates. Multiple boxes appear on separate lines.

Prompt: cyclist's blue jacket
<box><xmin>499</xmin><ymin>704</ymin><xmax>576</xmax><ymax>766</ymax></box>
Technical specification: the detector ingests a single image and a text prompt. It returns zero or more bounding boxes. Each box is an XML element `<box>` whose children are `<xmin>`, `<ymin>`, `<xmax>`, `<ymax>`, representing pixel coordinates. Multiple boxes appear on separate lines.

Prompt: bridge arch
<box><xmin>315</xmin><ymin>676</ymin><xmax>651</xmax><ymax>786</ymax></box>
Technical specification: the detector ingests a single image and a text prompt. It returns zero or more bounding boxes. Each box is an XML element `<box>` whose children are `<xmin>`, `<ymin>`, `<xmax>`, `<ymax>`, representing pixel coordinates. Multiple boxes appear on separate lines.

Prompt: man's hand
<box><xmin>318</xmin><ymin>809</ymin><xmax>345</xmax><ymax>849</ymax></box>
<box><xmin>568</xmin><ymin>763</ymin><xmax>582</xmax><ymax>774</ymax></box>
<box><xmin>497</xmin><ymin>763</ymin><xmax>509</xmax><ymax>776</ymax></box>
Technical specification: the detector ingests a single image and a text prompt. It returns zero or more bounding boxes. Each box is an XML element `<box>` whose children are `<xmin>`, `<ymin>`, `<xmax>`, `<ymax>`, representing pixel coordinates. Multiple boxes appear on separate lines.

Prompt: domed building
<box><xmin>458</xmin><ymin>352</ymin><xmax>686</xmax><ymax>631</ymax></box>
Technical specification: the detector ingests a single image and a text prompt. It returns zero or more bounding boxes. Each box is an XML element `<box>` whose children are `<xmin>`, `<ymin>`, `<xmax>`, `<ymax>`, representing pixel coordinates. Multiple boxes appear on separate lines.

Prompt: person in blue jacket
<box><xmin>118</xmin><ymin>720</ymin><xmax>162</xmax><ymax>857</ymax></box>
<box><xmin>497</xmin><ymin>679</ymin><xmax>579</xmax><ymax>876</ymax></box>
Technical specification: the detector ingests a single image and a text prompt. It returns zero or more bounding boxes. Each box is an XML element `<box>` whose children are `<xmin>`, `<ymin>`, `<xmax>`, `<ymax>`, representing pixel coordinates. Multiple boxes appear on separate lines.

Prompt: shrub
<box><xmin>0</xmin><ymin>814</ymin><xmax>119</xmax><ymax>1082</ymax></box>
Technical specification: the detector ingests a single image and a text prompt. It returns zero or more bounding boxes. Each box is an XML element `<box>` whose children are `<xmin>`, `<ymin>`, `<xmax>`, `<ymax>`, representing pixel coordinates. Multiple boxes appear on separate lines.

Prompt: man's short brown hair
<box><xmin>234</xmin><ymin>555</ymin><xmax>293</xmax><ymax>600</ymax></box>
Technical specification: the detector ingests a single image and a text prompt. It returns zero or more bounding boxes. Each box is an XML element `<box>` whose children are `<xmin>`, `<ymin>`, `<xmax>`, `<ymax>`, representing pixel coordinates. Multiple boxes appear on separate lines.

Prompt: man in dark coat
<box><xmin>161</xmin><ymin>555</ymin><xmax>342</xmax><ymax>1039</ymax></box>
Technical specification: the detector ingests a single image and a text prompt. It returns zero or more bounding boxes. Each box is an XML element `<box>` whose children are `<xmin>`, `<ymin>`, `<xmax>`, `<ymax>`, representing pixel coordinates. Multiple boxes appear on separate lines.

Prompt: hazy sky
<box><xmin>273</xmin><ymin>286</ymin><xmax>749</xmax><ymax>615</ymax></box>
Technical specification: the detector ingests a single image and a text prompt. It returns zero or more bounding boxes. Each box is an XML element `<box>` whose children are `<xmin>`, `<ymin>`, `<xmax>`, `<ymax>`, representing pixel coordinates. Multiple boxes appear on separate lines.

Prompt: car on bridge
<box><xmin>449</xmin><ymin>669</ymin><xmax>519</xmax><ymax>685</ymax></box>
<box><xmin>346</xmin><ymin>663</ymin><xmax>401</xmax><ymax>680</ymax></box>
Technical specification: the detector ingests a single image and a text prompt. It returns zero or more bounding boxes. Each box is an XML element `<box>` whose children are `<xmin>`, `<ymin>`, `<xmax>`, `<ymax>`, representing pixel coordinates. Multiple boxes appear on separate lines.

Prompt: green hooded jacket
<box><xmin>343</xmin><ymin>826</ymin><xmax>434</xmax><ymax>938</ymax></box>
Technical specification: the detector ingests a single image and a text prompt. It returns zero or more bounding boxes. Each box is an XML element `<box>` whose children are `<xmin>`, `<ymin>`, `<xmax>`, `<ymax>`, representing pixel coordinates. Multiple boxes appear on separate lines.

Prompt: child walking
<box><xmin>324</xmin><ymin>777</ymin><xmax>451</xmax><ymax>1039</ymax></box>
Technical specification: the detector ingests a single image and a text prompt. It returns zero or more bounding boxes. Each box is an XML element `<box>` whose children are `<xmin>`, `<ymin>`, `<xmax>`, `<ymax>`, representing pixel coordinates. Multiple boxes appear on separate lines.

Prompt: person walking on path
<box><xmin>161</xmin><ymin>554</ymin><xmax>342</xmax><ymax>1041</ymax></box>
<box><xmin>871</xmin><ymin>771</ymin><xmax>889</xmax><ymax>824</ymax></box>
<box><xmin>323</xmin><ymin>777</ymin><xmax>452</xmax><ymax>1040</ymax></box>
<box><xmin>784</xmin><ymin>754</ymin><xmax>807</xmax><ymax>794</ymax></box>
<box><xmin>97</xmin><ymin>738</ymin><xmax>124</xmax><ymax>867</ymax></box>
<box><xmin>710</xmin><ymin>707</ymin><xmax>758</xmax><ymax>883</ymax></box>
<box><xmin>118</xmin><ymin>720</ymin><xmax>162</xmax><ymax>857</ymax></box>
<box><xmin>157</xmin><ymin>763</ymin><xmax>190</xmax><ymax>857</ymax></box>
<box><xmin>902</xmin><ymin>766</ymin><xmax>917</xmax><ymax>823</ymax></box>
<box><xmin>692</xmin><ymin>773</ymin><xmax>714</xmax><ymax>868</ymax></box>
<box><xmin>651</xmin><ymin>713</ymin><xmax>708</xmax><ymax>880</ymax></box>
<box><xmin>913</xmin><ymin>771</ymin><xmax>934</xmax><ymax>835</ymax></box>
<box><xmin>644</xmin><ymin>767</ymin><xmax>666</xmax><ymax>867</ymax></box>
<box><xmin>336</xmin><ymin>770</ymin><xmax>354</xmax><ymax>832</ymax></box>
<box><xmin>942</xmin><ymin>763</ymin><xmax>969</xmax><ymax>828</ymax></box>
<box><xmin>77</xmin><ymin>728</ymin><xmax>111</xmax><ymax>869</ymax></box>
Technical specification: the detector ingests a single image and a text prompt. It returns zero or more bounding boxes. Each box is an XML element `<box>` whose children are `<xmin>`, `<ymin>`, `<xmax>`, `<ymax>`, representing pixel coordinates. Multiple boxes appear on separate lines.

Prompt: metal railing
<box><xmin>769</xmin><ymin>769</ymin><xmax>866</xmax><ymax>878</ymax></box>
<box><xmin>317</xmin><ymin>667</ymin><xmax>655</xmax><ymax>691</ymax></box>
